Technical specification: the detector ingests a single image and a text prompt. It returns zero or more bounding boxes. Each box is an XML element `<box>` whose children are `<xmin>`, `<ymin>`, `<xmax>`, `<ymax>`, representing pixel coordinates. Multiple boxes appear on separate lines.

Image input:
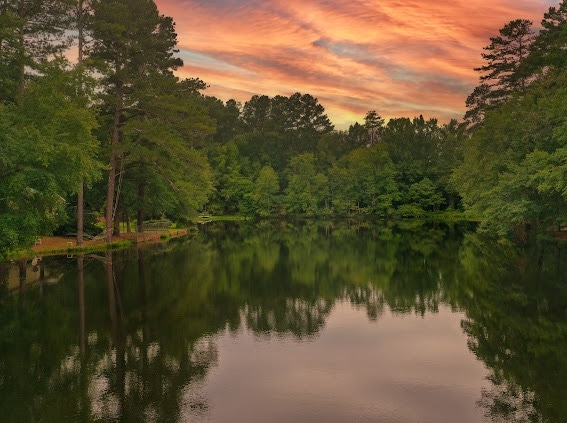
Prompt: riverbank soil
<box><xmin>32</xmin><ymin>229</ymin><xmax>188</xmax><ymax>254</ymax></box>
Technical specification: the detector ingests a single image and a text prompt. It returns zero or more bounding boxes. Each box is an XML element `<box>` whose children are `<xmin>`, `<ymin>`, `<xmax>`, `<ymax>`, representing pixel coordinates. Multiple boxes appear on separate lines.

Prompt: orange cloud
<box><xmin>156</xmin><ymin>0</ymin><xmax>555</xmax><ymax>128</ymax></box>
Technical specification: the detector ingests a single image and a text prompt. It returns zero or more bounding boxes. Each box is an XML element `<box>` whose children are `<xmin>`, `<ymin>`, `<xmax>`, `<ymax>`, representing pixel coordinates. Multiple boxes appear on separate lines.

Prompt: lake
<box><xmin>1</xmin><ymin>221</ymin><xmax>566</xmax><ymax>422</ymax></box>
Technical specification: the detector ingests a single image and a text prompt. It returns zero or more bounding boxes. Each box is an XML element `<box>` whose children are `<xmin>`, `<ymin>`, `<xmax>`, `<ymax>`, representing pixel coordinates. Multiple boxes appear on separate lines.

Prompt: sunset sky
<box><xmin>155</xmin><ymin>0</ymin><xmax>556</xmax><ymax>128</ymax></box>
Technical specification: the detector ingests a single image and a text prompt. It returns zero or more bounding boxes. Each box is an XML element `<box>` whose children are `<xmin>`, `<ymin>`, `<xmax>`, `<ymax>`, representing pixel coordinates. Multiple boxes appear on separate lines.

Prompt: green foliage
<box><xmin>207</xmin><ymin>142</ymin><xmax>254</xmax><ymax>215</ymax></box>
<box><xmin>237</xmin><ymin>93</ymin><xmax>334</xmax><ymax>175</ymax></box>
<box><xmin>3</xmin><ymin>0</ymin><xmax>566</xmax><ymax>248</ymax></box>
<box><xmin>316</xmin><ymin>131</ymin><xmax>353</xmax><ymax>171</ymax></box>
<box><xmin>233</xmin><ymin>131</ymin><xmax>289</xmax><ymax>174</ymax></box>
<box><xmin>0</xmin><ymin>7</ymin><xmax>21</xmax><ymax>102</ymax></box>
<box><xmin>284</xmin><ymin>153</ymin><xmax>327</xmax><ymax>215</ymax></box>
<box><xmin>465</xmin><ymin>1</ymin><xmax>567</xmax><ymax>129</ymax></box>
<box><xmin>395</xmin><ymin>204</ymin><xmax>426</xmax><ymax>218</ymax></box>
<box><xmin>406</xmin><ymin>178</ymin><xmax>444</xmax><ymax>212</ymax></box>
<box><xmin>0</xmin><ymin>64</ymin><xmax>102</xmax><ymax>256</ymax></box>
<box><xmin>454</xmin><ymin>70</ymin><xmax>567</xmax><ymax>236</ymax></box>
<box><xmin>252</xmin><ymin>166</ymin><xmax>280</xmax><ymax>217</ymax></box>
<box><xmin>242</xmin><ymin>92</ymin><xmax>333</xmax><ymax>136</ymax></box>
<box><xmin>88</xmin><ymin>0</ymin><xmax>186</xmax><ymax>239</ymax></box>
<box><xmin>0</xmin><ymin>0</ymin><xmax>73</xmax><ymax>103</ymax></box>
<box><xmin>363</xmin><ymin>110</ymin><xmax>384</xmax><ymax>145</ymax></box>
<box><xmin>383</xmin><ymin>116</ymin><xmax>437</xmax><ymax>191</ymax></box>
<box><xmin>329</xmin><ymin>145</ymin><xmax>398</xmax><ymax>215</ymax></box>
<box><xmin>241</xmin><ymin>94</ymin><xmax>272</xmax><ymax>132</ymax></box>
<box><xmin>465</xmin><ymin>19</ymin><xmax>535</xmax><ymax>127</ymax></box>
<box><xmin>530</xmin><ymin>0</ymin><xmax>567</xmax><ymax>71</ymax></box>
<box><xmin>119</xmin><ymin>82</ymin><xmax>215</xmax><ymax>221</ymax></box>
<box><xmin>202</xmin><ymin>96</ymin><xmax>242</xmax><ymax>144</ymax></box>
<box><xmin>380</xmin><ymin>116</ymin><xmax>464</xmax><ymax>211</ymax></box>
<box><xmin>457</xmin><ymin>233</ymin><xmax>567</xmax><ymax>422</ymax></box>
<box><xmin>211</xmin><ymin>99</ymin><xmax>466</xmax><ymax>218</ymax></box>
<box><xmin>22</xmin><ymin>63</ymin><xmax>102</xmax><ymax>190</ymax></box>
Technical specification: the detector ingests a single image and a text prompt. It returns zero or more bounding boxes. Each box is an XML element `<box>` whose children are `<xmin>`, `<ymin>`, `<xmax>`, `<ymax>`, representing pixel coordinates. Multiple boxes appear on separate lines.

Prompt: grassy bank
<box><xmin>8</xmin><ymin>228</ymin><xmax>190</xmax><ymax>260</ymax></box>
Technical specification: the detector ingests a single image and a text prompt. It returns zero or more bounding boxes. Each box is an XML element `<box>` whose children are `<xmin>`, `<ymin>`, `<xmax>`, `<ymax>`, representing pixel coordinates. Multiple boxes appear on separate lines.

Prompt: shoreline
<box><xmin>14</xmin><ymin>229</ymin><xmax>190</xmax><ymax>260</ymax></box>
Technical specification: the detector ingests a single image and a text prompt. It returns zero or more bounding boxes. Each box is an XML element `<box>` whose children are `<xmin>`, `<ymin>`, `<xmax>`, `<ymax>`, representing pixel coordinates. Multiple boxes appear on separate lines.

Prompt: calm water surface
<box><xmin>1</xmin><ymin>221</ymin><xmax>566</xmax><ymax>422</ymax></box>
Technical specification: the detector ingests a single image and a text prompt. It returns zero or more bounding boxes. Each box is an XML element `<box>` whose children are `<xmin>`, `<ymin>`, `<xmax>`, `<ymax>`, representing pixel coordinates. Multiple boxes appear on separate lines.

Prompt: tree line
<box><xmin>1</xmin><ymin>0</ymin><xmax>567</xmax><ymax>256</ymax></box>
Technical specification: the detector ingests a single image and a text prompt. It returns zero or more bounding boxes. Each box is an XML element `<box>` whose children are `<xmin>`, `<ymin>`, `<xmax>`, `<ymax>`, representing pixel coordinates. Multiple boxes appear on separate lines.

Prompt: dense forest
<box><xmin>1</xmin><ymin>0</ymin><xmax>567</xmax><ymax>255</ymax></box>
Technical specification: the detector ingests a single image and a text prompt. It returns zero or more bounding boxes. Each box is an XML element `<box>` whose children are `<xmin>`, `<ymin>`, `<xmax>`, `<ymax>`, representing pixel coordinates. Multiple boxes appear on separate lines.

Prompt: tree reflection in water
<box><xmin>0</xmin><ymin>221</ymin><xmax>565</xmax><ymax>422</ymax></box>
<box><xmin>457</xmin><ymin>233</ymin><xmax>567</xmax><ymax>423</ymax></box>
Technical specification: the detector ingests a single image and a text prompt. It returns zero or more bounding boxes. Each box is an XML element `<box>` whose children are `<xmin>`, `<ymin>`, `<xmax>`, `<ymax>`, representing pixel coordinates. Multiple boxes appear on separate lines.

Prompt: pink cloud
<box><xmin>156</xmin><ymin>0</ymin><xmax>554</xmax><ymax>128</ymax></box>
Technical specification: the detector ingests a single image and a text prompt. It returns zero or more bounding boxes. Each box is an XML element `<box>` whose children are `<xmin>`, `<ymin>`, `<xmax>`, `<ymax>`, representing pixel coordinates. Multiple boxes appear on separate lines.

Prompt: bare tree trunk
<box><xmin>113</xmin><ymin>155</ymin><xmax>122</xmax><ymax>238</ymax></box>
<box><xmin>113</xmin><ymin>200</ymin><xmax>120</xmax><ymax>236</ymax></box>
<box><xmin>105</xmin><ymin>152</ymin><xmax>117</xmax><ymax>242</ymax></box>
<box><xmin>76</xmin><ymin>0</ymin><xmax>85</xmax><ymax>247</ymax></box>
<box><xmin>105</xmin><ymin>108</ymin><xmax>120</xmax><ymax>242</ymax></box>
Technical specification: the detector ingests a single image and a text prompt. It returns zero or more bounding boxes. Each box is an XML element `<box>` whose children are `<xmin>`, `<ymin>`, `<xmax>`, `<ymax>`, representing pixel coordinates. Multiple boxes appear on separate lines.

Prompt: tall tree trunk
<box><xmin>113</xmin><ymin>200</ymin><xmax>120</xmax><ymax>237</ymax></box>
<box><xmin>76</xmin><ymin>0</ymin><xmax>85</xmax><ymax>247</ymax></box>
<box><xmin>105</xmin><ymin>151</ymin><xmax>117</xmax><ymax>242</ymax></box>
<box><xmin>105</xmin><ymin>108</ymin><xmax>120</xmax><ymax>242</ymax></box>
<box><xmin>113</xmin><ymin>152</ymin><xmax>122</xmax><ymax>237</ymax></box>
<box><xmin>137</xmin><ymin>183</ymin><xmax>145</xmax><ymax>234</ymax></box>
<box><xmin>16</xmin><ymin>0</ymin><xmax>25</xmax><ymax>105</ymax></box>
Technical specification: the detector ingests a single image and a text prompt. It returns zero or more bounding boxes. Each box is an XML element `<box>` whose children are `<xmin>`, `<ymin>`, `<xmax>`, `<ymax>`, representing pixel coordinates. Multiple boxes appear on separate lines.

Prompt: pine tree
<box><xmin>364</xmin><ymin>110</ymin><xmax>384</xmax><ymax>146</ymax></box>
<box><xmin>0</xmin><ymin>0</ymin><xmax>72</xmax><ymax>104</ymax></box>
<box><xmin>530</xmin><ymin>0</ymin><xmax>567</xmax><ymax>70</ymax></box>
<box><xmin>465</xmin><ymin>19</ymin><xmax>535</xmax><ymax>127</ymax></box>
<box><xmin>87</xmin><ymin>0</ymin><xmax>184</xmax><ymax>241</ymax></box>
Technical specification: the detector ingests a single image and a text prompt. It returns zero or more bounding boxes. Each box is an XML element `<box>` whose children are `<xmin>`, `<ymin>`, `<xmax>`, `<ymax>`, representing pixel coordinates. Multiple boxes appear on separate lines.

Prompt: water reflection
<box><xmin>0</xmin><ymin>221</ymin><xmax>565</xmax><ymax>422</ymax></box>
<box><xmin>457</xmin><ymin>234</ymin><xmax>567</xmax><ymax>423</ymax></box>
